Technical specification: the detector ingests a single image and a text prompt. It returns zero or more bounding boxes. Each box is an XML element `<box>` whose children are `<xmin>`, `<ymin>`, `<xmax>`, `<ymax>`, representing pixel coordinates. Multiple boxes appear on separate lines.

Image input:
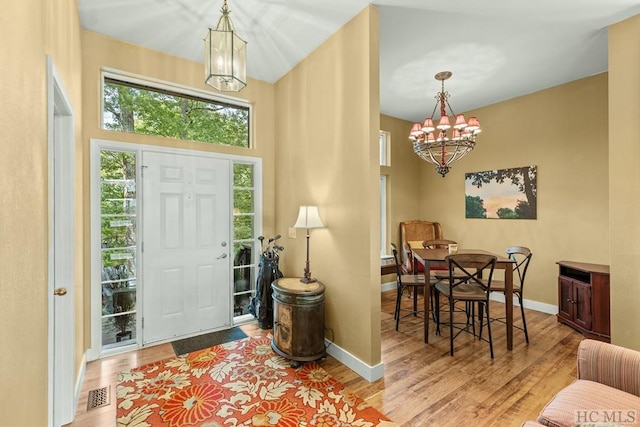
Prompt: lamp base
<box><xmin>300</xmin><ymin>276</ymin><xmax>317</xmax><ymax>284</ymax></box>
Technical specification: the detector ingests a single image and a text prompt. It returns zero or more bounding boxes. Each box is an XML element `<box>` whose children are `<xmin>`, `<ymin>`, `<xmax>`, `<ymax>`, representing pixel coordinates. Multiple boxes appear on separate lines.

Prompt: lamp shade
<box><xmin>293</xmin><ymin>206</ymin><xmax>324</xmax><ymax>229</ymax></box>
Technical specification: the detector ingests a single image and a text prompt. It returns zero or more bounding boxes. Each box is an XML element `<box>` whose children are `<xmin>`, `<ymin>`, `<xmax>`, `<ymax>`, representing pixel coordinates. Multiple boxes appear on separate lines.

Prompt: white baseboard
<box><xmin>74</xmin><ymin>353</ymin><xmax>87</xmax><ymax>415</ymax></box>
<box><xmin>324</xmin><ymin>339</ymin><xmax>384</xmax><ymax>382</ymax></box>
<box><xmin>382</xmin><ymin>283</ymin><xmax>557</xmax><ymax>315</ymax></box>
<box><xmin>381</xmin><ymin>281</ymin><xmax>395</xmax><ymax>292</ymax></box>
<box><xmin>489</xmin><ymin>293</ymin><xmax>558</xmax><ymax>315</ymax></box>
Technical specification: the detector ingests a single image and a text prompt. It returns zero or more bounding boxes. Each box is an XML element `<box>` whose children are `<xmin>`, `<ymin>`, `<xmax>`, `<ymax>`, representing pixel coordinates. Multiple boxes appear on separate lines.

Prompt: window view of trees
<box><xmin>103</xmin><ymin>78</ymin><xmax>250</xmax><ymax>147</ymax></box>
<box><xmin>101</xmin><ymin>150</ymin><xmax>137</xmax><ymax>346</ymax></box>
<box><xmin>465</xmin><ymin>166</ymin><xmax>537</xmax><ymax>219</ymax></box>
<box><xmin>233</xmin><ymin>163</ymin><xmax>256</xmax><ymax>316</ymax></box>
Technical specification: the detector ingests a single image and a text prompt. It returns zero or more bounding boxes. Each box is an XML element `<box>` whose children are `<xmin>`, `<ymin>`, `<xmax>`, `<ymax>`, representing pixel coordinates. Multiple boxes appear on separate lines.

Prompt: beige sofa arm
<box><xmin>577</xmin><ymin>339</ymin><xmax>640</xmax><ymax>397</ymax></box>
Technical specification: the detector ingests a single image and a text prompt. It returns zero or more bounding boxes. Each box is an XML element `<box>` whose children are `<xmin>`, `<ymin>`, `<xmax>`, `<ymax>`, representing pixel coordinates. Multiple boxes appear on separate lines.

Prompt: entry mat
<box><xmin>171</xmin><ymin>327</ymin><xmax>248</xmax><ymax>356</ymax></box>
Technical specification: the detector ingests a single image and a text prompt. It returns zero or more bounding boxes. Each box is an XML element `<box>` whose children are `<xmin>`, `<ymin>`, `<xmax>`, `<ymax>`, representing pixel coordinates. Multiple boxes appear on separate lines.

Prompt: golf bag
<box><xmin>249</xmin><ymin>253</ymin><xmax>283</xmax><ymax>329</ymax></box>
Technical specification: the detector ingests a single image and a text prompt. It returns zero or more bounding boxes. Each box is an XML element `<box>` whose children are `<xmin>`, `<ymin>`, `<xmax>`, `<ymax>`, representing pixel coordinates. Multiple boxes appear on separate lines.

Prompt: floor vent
<box><xmin>87</xmin><ymin>386</ymin><xmax>110</xmax><ymax>410</ymax></box>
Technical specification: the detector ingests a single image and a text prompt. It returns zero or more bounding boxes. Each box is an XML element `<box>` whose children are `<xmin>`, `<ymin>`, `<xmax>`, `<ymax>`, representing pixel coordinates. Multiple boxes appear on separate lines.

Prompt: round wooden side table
<box><xmin>271</xmin><ymin>277</ymin><xmax>325</xmax><ymax>367</ymax></box>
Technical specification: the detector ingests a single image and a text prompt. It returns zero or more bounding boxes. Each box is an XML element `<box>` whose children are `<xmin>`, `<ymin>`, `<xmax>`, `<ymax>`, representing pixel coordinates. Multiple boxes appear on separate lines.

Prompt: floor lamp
<box><xmin>293</xmin><ymin>205</ymin><xmax>325</xmax><ymax>283</ymax></box>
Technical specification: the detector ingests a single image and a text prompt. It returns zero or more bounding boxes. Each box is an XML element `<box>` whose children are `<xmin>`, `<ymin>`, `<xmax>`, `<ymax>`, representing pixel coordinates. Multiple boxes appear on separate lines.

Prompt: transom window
<box><xmin>102</xmin><ymin>76</ymin><xmax>250</xmax><ymax>148</ymax></box>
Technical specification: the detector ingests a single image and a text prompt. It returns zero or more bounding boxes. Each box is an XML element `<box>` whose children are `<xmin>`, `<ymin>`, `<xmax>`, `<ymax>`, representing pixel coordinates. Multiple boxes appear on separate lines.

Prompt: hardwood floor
<box><xmin>69</xmin><ymin>290</ymin><xmax>583</xmax><ymax>426</ymax></box>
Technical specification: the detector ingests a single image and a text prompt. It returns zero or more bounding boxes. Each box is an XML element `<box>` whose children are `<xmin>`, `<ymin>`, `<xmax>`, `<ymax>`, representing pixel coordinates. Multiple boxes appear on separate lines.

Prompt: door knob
<box><xmin>217</xmin><ymin>253</ymin><xmax>228</xmax><ymax>259</ymax></box>
<box><xmin>54</xmin><ymin>288</ymin><xmax>68</xmax><ymax>296</ymax></box>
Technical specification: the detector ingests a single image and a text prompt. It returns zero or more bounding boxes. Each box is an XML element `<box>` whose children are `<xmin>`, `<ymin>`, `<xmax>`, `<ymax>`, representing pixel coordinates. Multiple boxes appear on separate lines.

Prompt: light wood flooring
<box><xmin>68</xmin><ymin>290</ymin><xmax>584</xmax><ymax>426</ymax></box>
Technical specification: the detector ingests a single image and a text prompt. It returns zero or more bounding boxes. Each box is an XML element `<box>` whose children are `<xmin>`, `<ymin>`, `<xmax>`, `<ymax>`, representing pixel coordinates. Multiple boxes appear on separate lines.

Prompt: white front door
<box><xmin>142</xmin><ymin>151</ymin><xmax>231</xmax><ymax>344</ymax></box>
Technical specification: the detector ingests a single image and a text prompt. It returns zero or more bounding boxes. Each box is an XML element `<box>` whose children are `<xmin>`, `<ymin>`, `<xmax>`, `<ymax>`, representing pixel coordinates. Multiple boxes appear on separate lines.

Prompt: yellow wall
<box><xmin>418</xmin><ymin>74</ymin><xmax>609</xmax><ymax>307</ymax></box>
<box><xmin>81</xmin><ymin>31</ymin><xmax>277</xmax><ymax>350</ymax></box>
<box><xmin>274</xmin><ymin>6</ymin><xmax>382</xmax><ymax>365</ymax></box>
<box><xmin>609</xmin><ymin>14</ymin><xmax>640</xmax><ymax>349</ymax></box>
<box><xmin>0</xmin><ymin>0</ymin><xmax>83</xmax><ymax>425</ymax></box>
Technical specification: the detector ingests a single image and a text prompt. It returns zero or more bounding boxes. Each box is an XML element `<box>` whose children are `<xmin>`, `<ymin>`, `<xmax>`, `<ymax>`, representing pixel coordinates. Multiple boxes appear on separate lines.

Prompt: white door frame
<box><xmin>47</xmin><ymin>56</ymin><xmax>76</xmax><ymax>427</ymax></box>
<box><xmin>88</xmin><ymin>139</ymin><xmax>263</xmax><ymax>360</ymax></box>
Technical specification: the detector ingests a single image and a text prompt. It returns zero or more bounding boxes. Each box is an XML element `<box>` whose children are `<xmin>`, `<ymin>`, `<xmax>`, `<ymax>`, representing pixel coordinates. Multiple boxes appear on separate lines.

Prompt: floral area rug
<box><xmin>116</xmin><ymin>335</ymin><xmax>397</xmax><ymax>427</ymax></box>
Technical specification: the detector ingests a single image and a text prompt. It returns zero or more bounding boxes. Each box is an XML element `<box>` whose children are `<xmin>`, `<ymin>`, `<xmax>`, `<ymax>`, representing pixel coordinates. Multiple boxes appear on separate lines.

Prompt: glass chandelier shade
<box><xmin>409</xmin><ymin>71</ymin><xmax>481</xmax><ymax>177</ymax></box>
<box><xmin>204</xmin><ymin>0</ymin><xmax>247</xmax><ymax>92</ymax></box>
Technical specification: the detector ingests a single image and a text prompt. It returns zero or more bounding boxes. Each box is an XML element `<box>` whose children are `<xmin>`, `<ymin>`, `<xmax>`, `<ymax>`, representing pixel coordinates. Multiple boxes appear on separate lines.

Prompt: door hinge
<box><xmin>141</xmin><ymin>165</ymin><xmax>148</xmax><ymax>177</ymax></box>
<box><xmin>141</xmin><ymin>317</ymin><xmax>144</xmax><ymax>328</ymax></box>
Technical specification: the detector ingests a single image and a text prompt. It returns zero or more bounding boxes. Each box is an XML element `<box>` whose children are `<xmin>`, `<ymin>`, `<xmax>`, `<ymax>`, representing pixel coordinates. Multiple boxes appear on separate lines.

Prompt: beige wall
<box><xmin>418</xmin><ymin>74</ymin><xmax>609</xmax><ymax>307</ymax></box>
<box><xmin>274</xmin><ymin>6</ymin><xmax>382</xmax><ymax>366</ymax></box>
<box><xmin>81</xmin><ymin>31</ymin><xmax>277</xmax><ymax>350</ymax></box>
<box><xmin>609</xmin><ymin>14</ymin><xmax>640</xmax><ymax>349</ymax></box>
<box><xmin>0</xmin><ymin>0</ymin><xmax>83</xmax><ymax>425</ymax></box>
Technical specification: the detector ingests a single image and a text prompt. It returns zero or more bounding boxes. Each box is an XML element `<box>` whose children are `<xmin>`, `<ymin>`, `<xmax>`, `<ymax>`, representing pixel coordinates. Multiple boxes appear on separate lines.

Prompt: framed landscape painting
<box><xmin>465</xmin><ymin>165</ymin><xmax>537</xmax><ymax>219</ymax></box>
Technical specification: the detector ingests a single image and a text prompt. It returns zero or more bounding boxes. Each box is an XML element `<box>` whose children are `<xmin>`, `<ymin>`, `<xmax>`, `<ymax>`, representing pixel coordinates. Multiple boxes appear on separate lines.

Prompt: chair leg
<box><xmin>478</xmin><ymin>302</ymin><xmax>483</xmax><ymax>339</ymax></box>
<box><xmin>395</xmin><ymin>286</ymin><xmax>403</xmax><ymax>331</ymax></box>
<box><xmin>430</xmin><ymin>286</ymin><xmax>437</xmax><ymax>322</ymax></box>
<box><xmin>449</xmin><ymin>298</ymin><xmax>454</xmax><ymax>356</ymax></box>
<box><xmin>469</xmin><ymin>302</ymin><xmax>476</xmax><ymax>337</ymax></box>
<box><xmin>435</xmin><ymin>289</ymin><xmax>441</xmax><ymax>336</ymax></box>
<box><xmin>413</xmin><ymin>286</ymin><xmax>418</xmax><ymax>317</ymax></box>
<box><xmin>519</xmin><ymin>293</ymin><xmax>529</xmax><ymax>344</ymax></box>
<box><xmin>485</xmin><ymin>302</ymin><xmax>494</xmax><ymax>359</ymax></box>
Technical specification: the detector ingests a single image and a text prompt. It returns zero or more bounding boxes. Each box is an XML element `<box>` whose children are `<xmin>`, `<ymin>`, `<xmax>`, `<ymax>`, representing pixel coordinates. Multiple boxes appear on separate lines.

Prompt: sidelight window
<box><xmin>100</xmin><ymin>150</ymin><xmax>138</xmax><ymax>349</ymax></box>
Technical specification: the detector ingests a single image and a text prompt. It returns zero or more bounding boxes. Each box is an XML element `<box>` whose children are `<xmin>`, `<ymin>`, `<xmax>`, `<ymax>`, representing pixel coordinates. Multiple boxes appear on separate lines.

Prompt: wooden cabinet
<box><xmin>557</xmin><ymin>261</ymin><xmax>610</xmax><ymax>342</ymax></box>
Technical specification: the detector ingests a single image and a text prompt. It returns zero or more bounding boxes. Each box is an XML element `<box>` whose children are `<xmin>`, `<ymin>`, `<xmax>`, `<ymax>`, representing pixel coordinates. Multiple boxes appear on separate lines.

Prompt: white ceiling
<box><xmin>78</xmin><ymin>0</ymin><xmax>640</xmax><ymax>124</ymax></box>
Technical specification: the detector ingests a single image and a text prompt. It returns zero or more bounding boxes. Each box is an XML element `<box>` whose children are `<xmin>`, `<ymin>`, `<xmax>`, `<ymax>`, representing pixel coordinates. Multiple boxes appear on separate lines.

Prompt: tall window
<box><xmin>380</xmin><ymin>175</ymin><xmax>388</xmax><ymax>256</ymax></box>
<box><xmin>380</xmin><ymin>131</ymin><xmax>390</xmax><ymax>166</ymax></box>
<box><xmin>100</xmin><ymin>150</ymin><xmax>137</xmax><ymax>349</ymax></box>
<box><xmin>232</xmin><ymin>163</ymin><xmax>257</xmax><ymax>317</ymax></box>
<box><xmin>102</xmin><ymin>75</ymin><xmax>250</xmax><ymax>148</ymax></box>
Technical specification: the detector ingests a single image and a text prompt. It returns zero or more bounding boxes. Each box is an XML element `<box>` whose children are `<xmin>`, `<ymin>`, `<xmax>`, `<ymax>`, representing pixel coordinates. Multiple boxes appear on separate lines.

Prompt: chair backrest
<box><xmin>422</xmin><ymin>239</ymin><xmax>457</xmax><ymax>249</ymax></box>
<box><xmin>399</xmin><ymin>220</ymin><xmax>444</xmax><ymax>273</ymax></box>
<box><xmin>506</xmin><ymin>246</ymin><xmax>533</xmax><ymax>289</ymax></box>
<box><xmin>445</xmin><ymin>253</ymin><xmax>497</xmax><ymax>293</ymax></box>
<box><xmin>390</xmin><ymin>243</ymin><xmax>403</xmax><ymax>289</ymax></box>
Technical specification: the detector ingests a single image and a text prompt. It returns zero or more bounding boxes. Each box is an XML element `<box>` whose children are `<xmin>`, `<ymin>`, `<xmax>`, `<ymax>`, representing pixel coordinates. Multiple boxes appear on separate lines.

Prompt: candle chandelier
<box><xmin>204</xmin><ymin>0</ymin><xmax>247</xmax><ymax>92</ymax></box>
<box><xmin>409</xmin><ymin>71</ymin><xmax>481</xmax><ymax>177</ymax></box>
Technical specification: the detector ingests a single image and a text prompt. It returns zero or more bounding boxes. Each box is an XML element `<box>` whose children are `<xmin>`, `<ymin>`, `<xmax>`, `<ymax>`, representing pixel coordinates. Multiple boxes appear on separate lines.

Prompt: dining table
<box><xmin>411</xmin><ymin>247</ymin><xmax>516</xmax><ymax>350</ymax></box>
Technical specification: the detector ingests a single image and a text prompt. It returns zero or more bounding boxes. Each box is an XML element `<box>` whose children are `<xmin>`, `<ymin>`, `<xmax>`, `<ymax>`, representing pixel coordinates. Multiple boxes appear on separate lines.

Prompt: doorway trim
<box><xmin>47</xmin><ymin>56</ymin><xmax>77</xmax><ymax>427</ymax></box>
<box><xmin>88</xmin><ymin>139</ymin><xmax>263</xmax><ymax>360</ymax></box>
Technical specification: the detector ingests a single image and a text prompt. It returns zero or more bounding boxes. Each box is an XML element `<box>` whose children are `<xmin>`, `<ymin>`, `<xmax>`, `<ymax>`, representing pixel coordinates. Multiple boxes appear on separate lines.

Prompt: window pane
<box><xmin>233</xmin><ymin>215</ymin><xmax>254</xmax><ymax>240</ymax></box>
<box><xmin>380</xmin><ymin>131</ymin><xmax>390</xmax><ymax>166</ymax></box>
<box><xmin>103</xmin><ymin>78</ymin><xmax>249</xmax><ymax>148</ymax></box>
<box><xmin>234</xmin><ymin>189</ymin><xmax>254</xmax><ymax>213</ymax></box>
<box><xmin>233</xmin><ymin>163</ymin><xmax>254</xmax><ymax>187</ymax></box>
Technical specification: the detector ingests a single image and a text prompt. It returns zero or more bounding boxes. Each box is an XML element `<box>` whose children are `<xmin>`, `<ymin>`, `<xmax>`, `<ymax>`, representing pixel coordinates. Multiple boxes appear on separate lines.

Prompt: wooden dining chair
<box><xmin>434</xmin><ymin>253</ymin><xmax>497</xmax><ymax>358</ymax></box>
<box><xmin>490</xmin><ymin>246</ymin><xmax>533</xmax><ymax>344</ymax></box>
<box><xmin>391</xmin><ymin>243</ymin><xmax>429</xmax><ymax>331</ymax></box>
<box><xmin>422</xmin><ymin>239</ymin><xmax>458</xmax><ymax>320</ymax></box>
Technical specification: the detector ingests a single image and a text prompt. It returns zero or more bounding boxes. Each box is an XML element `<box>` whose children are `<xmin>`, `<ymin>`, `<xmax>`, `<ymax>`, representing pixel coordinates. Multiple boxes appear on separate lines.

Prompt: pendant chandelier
<box><xmin>204</xmin><ymin>0</ymin><xmax>247</xmax><ymax>92</ymax></box>
<box><xmin>409</xmin><ymin>71</ymin><xmax>481</xmax><ymax>177</ymax></box>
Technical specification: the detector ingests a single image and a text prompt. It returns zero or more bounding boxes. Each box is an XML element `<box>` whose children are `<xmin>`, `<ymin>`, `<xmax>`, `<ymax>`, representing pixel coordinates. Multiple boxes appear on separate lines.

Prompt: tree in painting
<box><xmin>466</xmin><ymin>195</ymin><xmax>487</xmax><ymax>218</ymax></box>
<box><xmin>465</xmin><ymin>166</ymin><xmax>537</xmax><ymax>219</ymax></box>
